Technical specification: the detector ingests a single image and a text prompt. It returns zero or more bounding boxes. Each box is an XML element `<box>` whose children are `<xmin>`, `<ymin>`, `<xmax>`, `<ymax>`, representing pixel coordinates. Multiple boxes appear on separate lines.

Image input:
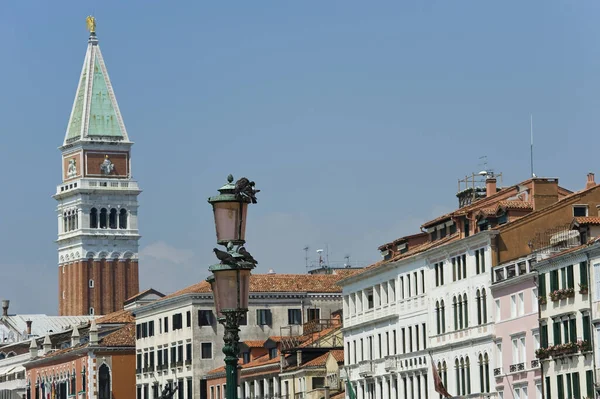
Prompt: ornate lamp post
<box><xmin>207</xmin><ymin>175</ymin><xmax>259</xmax><ymax>399</ymax></box>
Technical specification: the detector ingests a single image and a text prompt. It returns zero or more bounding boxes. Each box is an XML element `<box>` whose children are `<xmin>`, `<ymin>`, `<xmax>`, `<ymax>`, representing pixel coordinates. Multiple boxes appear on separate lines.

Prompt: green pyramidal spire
<box><xmin>64</xmin><ymin>20</ymin><xmax>129</xmax><ymax>145</ymax></box>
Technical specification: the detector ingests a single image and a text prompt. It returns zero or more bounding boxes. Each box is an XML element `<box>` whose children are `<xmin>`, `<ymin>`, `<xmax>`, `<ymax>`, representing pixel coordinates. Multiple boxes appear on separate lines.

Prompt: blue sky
<box><xmin>1</xmin><ymin>1</ymin><xmax>600</xmax><ymax>313</ymax></box>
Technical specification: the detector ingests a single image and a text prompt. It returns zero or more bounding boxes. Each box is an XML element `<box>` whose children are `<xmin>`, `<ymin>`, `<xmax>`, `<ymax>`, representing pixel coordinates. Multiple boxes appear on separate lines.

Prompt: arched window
<box><xmin>476</xmin><ymin>290</ymin><xmax>482</xmax><ymax>325</ymax></box>
<box><xmin>90</xmin><ymin>208</ymin><xmax>98</xmax><ymax>228</ymax></box>
<box><xmin>98</xmin><ymin>364</ymin><xmax>111</xmax><ymax>399</ymax></box>
<box><xmin>483</xmin><ymin>353</ymin><xmax>490</xmax><ymax>392</ymax></box>
<box><xmin>458</xmin><ymin>297</ymin><xmax>463</xmax><ymax>329</ymax></box>
<box><xmin>109</xmin><ymin>209</ymin><xmax>117</xmax><ymax>229</ymax></box>
<box><xmin>440</xmin><ymin>300</ymin><xmax>446</xmax><ymax>333</ymax></box>
<box><xmin>479</xmin><ymin>354</ymin><xmax>484</xmax><ymax>393</ymax></box>
<box><xmin>463</xmin><ymin>293</ymin><xmax>469</xmax><ymax>327</ymax></box>
<box><xmin>481</xmin><ymin>289</ymin><xmax>488</xmax><ymax>324</ymax></box>
<box><xmin>453</xmin><ymin>297</ymin><xmax>458</xmax><ymax>330</ymax></box>
<box><xmin>460</xmin><ymin>358</ymin><xmax>466</xmax><ymax>395</ymax></box>
<box><xmin>119</xmin><ymin>209</ymin><xmax>127</xmax><ymax>229</ymax></box>
<box><xmin>100</xmin><ymin>208</ymin><xmax>107</xmax><ymax>229</ymax></box>
<box><xmin>63</xmin><ymin>213</ymin><xmax>68</xmax><ymax>233</ymax></box>
<box><xmin>455</xmin><ymin>359</ymin><xmax>460</xmax><ymax>395</ymax></box>
<box><xmin>435</xmin><ymin>301</ymin><xmax>441</xmax><ymax>334</ymax></box>
<box><xmin>89</xmin><ymin>307</ymin><xmax>95</xmax><ymax>315</ymax></box>
<box><xmin>7</xmin><ymin>352</ymin><xmax>15</xmax><ymax>358</ymax></box>
<box><xmin>442</xmin><ymin>361</ymin><xmax>448</xmax><ymax>393</ymax></box>
<box><xmin>89</xmin><ymin>279</ymin><xmax>94</xmax><ymax>288</ymax></box>
<box><xmin>465</xmin><ymin>357</ymin><xmax>471</xmax><ymax>394</ymax></box>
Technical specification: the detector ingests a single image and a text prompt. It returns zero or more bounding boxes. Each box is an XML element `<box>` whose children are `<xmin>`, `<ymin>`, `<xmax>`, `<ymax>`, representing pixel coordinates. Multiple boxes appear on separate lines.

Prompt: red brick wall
<box><xmin>59</xmin><ymin>259</ymin><xmax>139</xmax><ymax>316</ymax></box>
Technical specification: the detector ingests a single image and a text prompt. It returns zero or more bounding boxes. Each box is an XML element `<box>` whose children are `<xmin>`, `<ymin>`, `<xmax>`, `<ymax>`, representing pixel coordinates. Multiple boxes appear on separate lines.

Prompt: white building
<box><xmin>133</xmin><ymin>273</ymin><xmax>349</xmax><ymax>399</ymax></box>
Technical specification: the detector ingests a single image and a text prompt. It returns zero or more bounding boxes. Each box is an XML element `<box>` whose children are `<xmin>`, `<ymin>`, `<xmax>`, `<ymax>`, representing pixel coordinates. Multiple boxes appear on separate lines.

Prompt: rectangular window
<box><xmin>136</xmin><ymin>324</ymin><xmax>141</xmax><ymax>340</ymax></box>
<box><xmin>407</xmin><ymin>275</ymin><xmax>412</xmax><ymax>297</ymax></box>
<box><xmin>586</xmin><ymin>370</ymin><xmax>594</xmax><ymax>398</ymax></box>
<box><xmin>546</xmin><ymin>376</ymin><xmax>551</xmax><ymax>399</ymax></box>
<box><xmin>541</xmin><ymin>324</ymin><xmax>548</xmax><ymax>348</ymax></box>
<box><xmin>496</xmin><ymin>342</ymin><xmax>502</xmax><ymax>368</ymax></box>
<box><xmin>288</xmin><ymin>309</ymin><xmax>302</xmax><ymax>325</ymax></box>
<box><xmin>567</xmin><ymin>265</ymin><xmax>574</xmax><ymax>289</ymax></box>
<box><xmin>422</xmin><ymin>323</ymin><xmax>426</xmax><ymax>350</ymax></box>
<box><xmin>440</xmin><ymin>263</ymin><xmax>444</xmax><ymax>285</ymax></box>
<box><xmin>561</xmin><ymin>267</ymin><xmax>567</xmax><ymax>289</ymax></box>
<box><xmin>186</xmin><ymin>343</ymin><xmax>192</xmax><ymax>363</ymax></box>
<box><xmin>421</xmin><ymin>270</ymin><xmax>425</xmax><ymax>294</ymax></box>
<box><xmin>201</xmin><ymin>343</ymin><xmax>212</xmax><ymax>359</ymax></box>
<box><xmin>393</xmin><ymin>330</ymin><xmax>397</xmax><ymax>354</ymax></box>
<box><xmin>583</xmin><ymin>314</ymin><xmax>591</xmax><ymax>342</ymax></box>
<box><xmin>520</xmin><ymin>336</ymin><xmax>526</xmax><ymax>363</ymax></box>
<box><xmin>177</xmin><ymin>345</ymin><xmax>183</xmax><ymax>364</ymax></box>
<box><xmin>408</xmin><ymin>326</ymin><xmax>413</xmax><ymax>352</ymax></box>
<box><xmin>572</xmin><ymin>372</ymin><xmax>580</xmax><ymax>399</ymax></box>
<box><xmin>401</xmin><ymin>328</ymin><xmax>406</xmax><ymax>354</ymax></box>
<box><xmin>256</xmin><ymin>309</ymin><xmax>272</xmax><ymax>326</ymax></box>
<box><xmin>557</xmin><ymin>375</ymin><xmax>564</xmax><ymax>399</ymax></box>
<box><xmin>595</xmin><ymin>264</ymin><xmax>600</xmax><ymax>301</ymax></box>
<box><xmin>149</xmin><ymin>321</ymin><xmax>154</xmax><ymax>337</ymax></box>
<box><xmin>187</xmin><ymin>380</ymin><xmax>192</xmax><ymax>399</ymax></box>
<box><xmin>415</xmin><ymin>325</ymin><xmax>420</xmax><ymax>351</ymax></box>
<box><xmin>172</xmin><ymin>313</ymin><xmax>182</xmax><ymax>330</ymax></box>
<box><xmin>550</xmin><ymin>270</ymin><xmax>559</xmax><ymax>292</ymax></box>
<box><xmin>377</xmin><ymin>334</ymin><xmax>382</xmax><ymax>358</ymax></box>
<box><xmin>518</xmin><ymin>292</ymin><xmax>524</xmax><ymax>316</ymax></box>
<box><xmin>186</xmin><ymin>311</ymin><xmax>191</xmax><ymax>328</ymax></box>
<box><xmin>539</xmin><ymin>274</ymin><xmax>546</xmax><ymax>298</ymax></box>
<box><xmin>385</xmin><ymin>332</ymin><xmax>389</xmax><ymax>357</ymax></box>
<box><xmin>480</xmin><ymin>249</ymin><xmax>485</xmax><ymax>273</ymax></box>
<box><xmin>574</xmin><ymin>205</ymin><xmax>588</xmax><ymax>217</ymax></box>
<box><xmin>198</xmin><ymin>310</ymin><xmax>214</xmax><ymax>326</ymax></box>
<box><xmin>532</xmin><ymin>288</ymin><xmax>538</xmax><ymax>311</ymax></box>
<box><xmin>164</xmin><ymin>317</ymin><xmax>169</xmax><ymax>333</ymax></box>
<box><xmin>141</xmin><ymin>323</ymin><xmax>148</xmax><ymax>338</ymax></box>
<box><xmin>580</xmin><ymin>261</ymin><xmax>588</xmax><ymax>286</ymax></box>
<box><xmin>157</xmin><ymin>350</ymin><xmax>163</xmax><ymax>367</ymax></box>
<box><xmin>307</xmin><ymin>308</ymin><xmax>320</xmax><ymax>321</ymax></box>
<box><xmin>553</xmin><ymin>320</ymin><xmax>561</xmax><ymax>345</ymax></box>
<box><xmin>569</xmin><ymin>318</ymin><xmax>577</xmax><ymax>343</ymax></box>
<box><xmin>170</xmin><ymin>347</ymin><xmax>176</xmax><ymax>366</ymax></box>
<box><xmin>495</xmin><ymin>299</ymin><xmax>501</xmax><ymax>322</ymax></box>
<box><xmin>511</xmin><ymin>295</ymin><xmax>517</xmax><ymax>318</ymax></box>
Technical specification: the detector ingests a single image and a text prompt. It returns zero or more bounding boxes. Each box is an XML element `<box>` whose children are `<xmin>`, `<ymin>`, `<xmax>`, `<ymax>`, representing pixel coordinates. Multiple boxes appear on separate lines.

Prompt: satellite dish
<box><xmin>478</xmin><ymin>170</ymin><xmax>488</xmax><ymax>176</ymax></box>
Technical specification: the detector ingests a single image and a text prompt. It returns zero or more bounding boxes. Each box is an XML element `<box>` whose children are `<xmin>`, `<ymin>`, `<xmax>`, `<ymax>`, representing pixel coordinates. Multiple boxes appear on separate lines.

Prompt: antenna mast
<box><xmin>530</xmin><ymin>114</ymin><xmax>534</xmax><ymax>177</ymax></box>
<box><xmin>303</xmin><ymin>246</ymin><xmax>309</xmax><ymax>271</ymax></box>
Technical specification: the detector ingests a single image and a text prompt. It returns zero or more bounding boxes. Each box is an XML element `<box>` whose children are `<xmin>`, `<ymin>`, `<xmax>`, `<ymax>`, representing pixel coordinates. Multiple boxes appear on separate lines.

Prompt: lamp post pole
<box><xmin>207</xmin><ymin>175</ymin><xmax>259</xmax><ymax>399</ymax></box>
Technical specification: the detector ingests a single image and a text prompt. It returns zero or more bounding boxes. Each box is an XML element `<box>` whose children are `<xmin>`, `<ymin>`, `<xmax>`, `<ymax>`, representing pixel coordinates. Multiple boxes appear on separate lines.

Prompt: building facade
<box><xmin>133</xmin><ymin>273</ymin><xmax>348</xmax><ymax>399</ymax></box>
<box><xmin>490</xmin><ymin>254</ymin><xmax>542</xmax><ymax>399</ymax></box>
<box><xmin>54</xmin><ymin>21</ymin><xmax>141</xmax><ymax>316</ymax></box>
<box><xmin>535</xmin><ymin>240</ymin><xmax>599</xmax><ymax>399</ymax></box>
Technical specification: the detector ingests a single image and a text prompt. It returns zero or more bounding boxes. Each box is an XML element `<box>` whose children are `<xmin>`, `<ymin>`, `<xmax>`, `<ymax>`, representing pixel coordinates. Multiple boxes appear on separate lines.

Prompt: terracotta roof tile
<box><xmin>161</xmin><ymin>273</ymin><xmax>356</xmax><ymax>303</ymax></box>
<box><xmin>101</xmin><ymin>323</ymin><xmax>135</xmax><ymax>347</ymax></box>
<box><xmin>497</xmin><ymin>200</ymin><xmax>533</xmax><ymax>210</ymax></box>
<box><xmin>303</xmin><ymin>350</ymin><xmax>344</xmax><ymax>368</ymax></box>
<box><xmin>574</xmin><ymin>216</ymin><xmax>600</xmax><ymax>225</ymax></box>
<box><xmin>96</xmin><ymin>309</ymin><xmax>134</xmax><ymax>324</ymax></box>
<box><xmin>330</xmin><ymin>392</ymin><xmax>345</xmax><ymax>399</ymax></box>
<box><xmin>243</xmin><ymin>340</ymin><xmax>265</xmax><ymax>348</ymax></box>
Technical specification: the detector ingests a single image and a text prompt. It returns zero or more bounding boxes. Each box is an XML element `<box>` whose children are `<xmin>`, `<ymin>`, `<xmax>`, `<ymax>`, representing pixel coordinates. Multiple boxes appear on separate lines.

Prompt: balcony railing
<box><xmin>384</xmin><ymin>356</ymin><xmax>397</xmax><ymax>371</ymax></box>
<box><xmin>494</xmin><ymin>367</ymin><xmax>502</xmax><ymax>376</ymax></box>
<box><xmin>358</xmin><ymin>360</ymin><xmax>374</xmax><ymax>377</ymax></box>
<box><xmin>517</xmin><ymin>362</ymin><xmax>525</xmax><ymax>371</ymax></box>
<box><xmin>531</xmin><ymin>359</ymin><xmax>539</xmax><ymax>368</ymax></box>
<box><xmin>509</xmin><ymin>363</ymin><xmax>525</xmax><ymax>373</ymax></box>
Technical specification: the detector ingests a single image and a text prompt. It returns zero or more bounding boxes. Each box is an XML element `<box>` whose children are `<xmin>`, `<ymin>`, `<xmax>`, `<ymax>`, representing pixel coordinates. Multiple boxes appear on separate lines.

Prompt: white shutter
<box><xmin>594</xmin><ymin>263</ymin><xmax>600</xmax><ymax>301</ymax></box>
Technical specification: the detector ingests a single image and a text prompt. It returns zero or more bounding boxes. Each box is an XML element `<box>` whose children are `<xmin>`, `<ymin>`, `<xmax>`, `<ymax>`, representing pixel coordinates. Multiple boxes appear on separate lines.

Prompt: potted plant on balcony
<box><xmin>577</xmin><ymin>340</ymin><xmax>592</xmax><ymax>352</ymax></box>
<box><xmin>565</xmin><ymin>287</ymin><xmax>575</xmax><ymax>298</ymax></box>
<box><xmin>579</xmin><ymin>284</ymin><xmax>589</xmax><ymax>295</ymax></box>
<box><xmin>549</xmin><ymin>290</ymin><xmax>561</xmax><ymax>301</ymax></box>
<box><xmin>538</xmin><ymin>295</ymin><xmax>547</xmax><ymax>305</ymax></box>
<box><xmin>535</xmin><ymin>347</ymin><xmax>549</xmax><ymax>359</ymax></box>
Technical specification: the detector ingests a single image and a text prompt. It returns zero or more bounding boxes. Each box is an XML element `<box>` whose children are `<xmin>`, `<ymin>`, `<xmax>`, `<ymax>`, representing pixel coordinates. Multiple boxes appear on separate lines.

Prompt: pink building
<box><xmin>490</xmin><ymin>254</ymin><xmax>542</xmax><ymax>399</ymax></box>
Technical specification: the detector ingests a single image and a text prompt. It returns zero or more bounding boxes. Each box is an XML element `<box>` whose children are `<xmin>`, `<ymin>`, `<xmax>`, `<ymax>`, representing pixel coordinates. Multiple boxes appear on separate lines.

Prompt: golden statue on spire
<box><xmin>86</xmin><ymin>15</ymin><xmax>96</xmax><ymax>33</ymax></box>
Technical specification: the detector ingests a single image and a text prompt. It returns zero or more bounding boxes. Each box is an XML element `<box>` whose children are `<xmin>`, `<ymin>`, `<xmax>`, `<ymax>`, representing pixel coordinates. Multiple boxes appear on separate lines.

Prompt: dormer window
<box><xmin>431</xmin><ymin>230</ymin><xmax>438</xmax><ymax>241</ymax></box>
<box><xmin>439</xmin><ymin>226</ymin><xmax>447</xmax><ymax>239</ymax></box>
<box><xmin>573</xmin><ymin>205</ymin><xmax>588</xmax><ymax>217</ymax></box>
<box><xmin>269</xmin><ymin>348</ymin><xmax>277</xmax><ymax>359</ymax></box>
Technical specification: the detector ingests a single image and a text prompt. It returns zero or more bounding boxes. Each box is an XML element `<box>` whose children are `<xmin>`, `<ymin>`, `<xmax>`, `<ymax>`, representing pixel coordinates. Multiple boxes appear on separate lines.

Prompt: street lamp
<box><xmin>207</xmin><ymin>174</ymin><xmax>258</xmax><ymax>399</ymax></box>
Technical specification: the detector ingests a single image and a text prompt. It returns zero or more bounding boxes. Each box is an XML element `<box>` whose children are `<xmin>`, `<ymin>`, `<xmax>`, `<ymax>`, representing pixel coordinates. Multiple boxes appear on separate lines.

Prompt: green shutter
<box><xmin>546</xmin><ymin>376</ymin><xmax>552</xmax><ymax>399</ymax></box>
<box><xmin>541</xmin><ymin>325</ymin><xmax>549</xmax><ymax>348</ymax></box>
<box><xmin>566</xmin><ymin>373</ymin><xmax>573</xmax><ymax>399</ymax></box>
<box><xmin>539</xmin><ymin>274</ymin><xmax>547</xmax><ymax>297</ymax></box>
<box><xmin>586</xmin><ymin>370</ymin><xmax>594</xmax><ymax>398</ymax></box>
<box><xmin>570</xmin><ymin>319</ymin><xmax>577</xmax><ymax>343</ymax></box>
<box><xmin>572</xmin><ymin>372</ymin><xmax>580</xmax><ymax>399</ymax></box>
<box><xmin>568</xmin><ymin>265</ymin><xmax>575</xmax><ymax>289</ymax></box>
<box><xmin>551</xmin><ymin>270</ymin><xmax>559</xmax><ymax>291</ymax></box>
<box><xmin>583</xmin><ymin>315</ymin><xmax>591</xmax><ymax>343</ymax></box>
<box><xmin>580</xmin><ymin>261</ymin><xmax>589</xmax><ymax>286</ymax></box>
<box><xmin>557</xmin><ymin>375</ymin><xmax>564</xmax><ymax>399</ymax></box>
<box><xmin>553</xmin><ymin>321</ymin><xmax>561</xmax><ymax>345</ymax></box>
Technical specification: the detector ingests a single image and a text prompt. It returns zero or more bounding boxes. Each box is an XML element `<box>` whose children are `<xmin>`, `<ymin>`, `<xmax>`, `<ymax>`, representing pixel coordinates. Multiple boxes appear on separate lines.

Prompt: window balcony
<box><xmin>358</xmin><ymin>360</ymin><xmax>374</xmax><ymax>377</ymax></box>
<box><xmin>384</xmin><ymin>356</ymin><xmax>397</xmax><ymax>371</ymax></box>
<box><xmin>531</xmin><ymin>359</ymin><xmax>539</xmax><ymax>368</ymax></box>
<box><xmin>509</xmin><ymin>363</ymin><xmax>525</xmax><ymax>373</ymax></box>
<box><xmin>493</xmin><ymin>367</ymin><xmax>502</xmax><ymax>376</ymax></box>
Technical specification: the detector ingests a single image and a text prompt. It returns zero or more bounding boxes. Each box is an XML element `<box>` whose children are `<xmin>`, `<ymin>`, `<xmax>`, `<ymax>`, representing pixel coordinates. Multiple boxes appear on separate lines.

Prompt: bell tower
<box><xmin>55</xmin><ymin>17</ymin><xmax>141</xmax><ymax>316</ymax></box>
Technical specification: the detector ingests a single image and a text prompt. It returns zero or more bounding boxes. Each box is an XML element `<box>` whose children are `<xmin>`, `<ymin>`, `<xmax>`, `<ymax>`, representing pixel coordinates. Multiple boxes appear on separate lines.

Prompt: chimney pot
<box><xmin>587</xmin><ymin>173</ymin><xmax>596</xmax><ymax>189</ymax></box>
<box><xmin>25</xmin><ymin>320</ymin><xmax>32</xmax><ymax>335</ymax></box>
<box><xmin>1</xmin><ymin>300</ymin><xmax>9</xmax><ymax>317</ymax></box>
<box><xmin>486</xmin><ymin>178</ymin><xmax>497</xmax><ymax>198</ymax></box>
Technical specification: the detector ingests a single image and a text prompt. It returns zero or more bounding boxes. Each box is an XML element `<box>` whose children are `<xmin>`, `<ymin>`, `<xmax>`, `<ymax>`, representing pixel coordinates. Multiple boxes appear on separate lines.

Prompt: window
<box><xmin>546</xmin><ymin>376</ymin><xmax>551</xmax><ymax>399</ymax></box>
<box><xmin>495</xmin><ymin>299</ymin><xmax>501</xmax><ymax>322</ymax></box>
<box><xmin>421</xmin><ymin>270</ymin><xmax>425</xmax><ymax>293</ymax></box>
<box><xmin>177</xmin><ymin>345</ymin><xmax>183</xmax><ymax>364</ymax></box>
<box><xmin>595</xmin><ymin>264</ymin><xmax>600</xmax><ymax>301</ymax></box>
<box><xmin>186</xmin><ymin>311</ymin><xmax>191</xmax><ymax>327</ymax></box>
<box><xmin>119</xmin><ymin>209</ymin><xmax>127</xmax><ymax>229</ymax></box>
<box><xmin>422</xmin><ymin>323</ymin><xmax>427</xmax><ymax>350</ymax></box>
<box><xmin>586</xmin><ymin>370</ymin><xmax>594</xmax><ymax>399</ymax></box>
<box><xmin>288</xmin><ymin>309</ymin><xmax>301</xmax><ymax>325</ymax></box>
<box><xmin>580</xmin><ymin>261</ymin><xmax>588</xmax><ymax>287</ymax></box>
<box><xmin>307</xmin><ymin>308</ymin><xmax>320</xmax><ymax>321</ymax></box>
<box><xmin>198</xmin><ymin>310</ymin><xmax>214</xmax><ymax>326</ymax></box>
<box><xmin>90</xmin><ymin>208</ymin><xmax>98</xmax><ymax>228</ymax></box>
<box><xmin>109</xmin><ymin>208</ymin><xmax>117</xmax><ymax>229</ymax></box>
<box><xmin>573</xmin><ymin>205</ymin><xmax>588</xmax><ymax>217</ymax></box>
<box><xmin>312</xmin><ymin>377</ymin><xmax>325</xmax><ymax>389</ymax></box>
<box><xmin>89</xmin><ymin>307</ymin><xmax>94</xmax><ymax>315</ymax></box>
<box><xmin>164</xmin><ymin>317</ymin><xmax>169</xmax><ymax>332</ymax></box>
<box><xmin>511</xmin><ymin>295</ymin><xmax>517</xmax><ymax>318</ymax></box>
<box><xmin>367</xmin><ymin>289</ymin><xmax>374</xmax><ymax>309</ymax></box>
<box><xmin>172</xmin><ymin>313</ymin><xmax>183</xmax><ymax>330</ymax></box>
<box><xmin>269</xmin><ymin>348</ymin><xmax>277</xmax><ymax>359</ymax></box>
<box><xmin>518</xmin><ymin>292</ymin><xmax>524</xmax><ymax>316</ymax></box>
<box><xmin>532</xmin><ymin>288</ymin><xmax>538</xmax><ymax>310</ymax></box>
<box><xmin>496</xmin><ymin>342</ymin><xmax>502</xmax><ymax>368</ymax></box>
<box><xmin>149</xmin><ymin>321</ymin><xmax>154</xmax><ymax>337</ymax></box>
<box><xmin>256</xmin><ymin>309</ymin><xmax>272</xmax><ymax>325</ymax></box>
<box><xmin>89</xmin><ymin>279</ymin><xmax>94</xmax><ymax>288</ymax></box>
<box><xmin>550</xmin><ymin>270</ymin><xmax>559</xmax><ymax>292</ymax></box>
<box><xmin>201</xmin><ymin>343</ymin><xmax>212</xmax><ymax>359</ymax></box>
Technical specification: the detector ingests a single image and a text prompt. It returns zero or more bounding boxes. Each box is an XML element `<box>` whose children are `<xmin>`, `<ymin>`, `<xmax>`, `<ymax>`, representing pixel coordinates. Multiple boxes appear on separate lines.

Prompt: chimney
<box><xmin>2</xmin><ymin>300</ymin><xmax>9</xmax><ymax>317</ymax></box>
<box><xmin>486</xmin><ymin>177</ymin><xmax>497</xmax><ymax>198</ymax></box>
<box><xmin>25</xmin><ymin>320</ymin><xmax>32</xmax><ymax>336</ymax></box>
<box><xmin>71</xmin><ymin>326</ymin><xmax>80</xmax><ymax>347</ymax></box>
<box><xmin>42</xmin><ymin>334</ymin><xmax>52</xmax><ymax>354</ymax></box>
<box><xmin>532</xmin><ymin>178</ymin><xmax>559</xmax><ymax>211</ymax></box>
<box><xmin>29</xmin><ymin>338</ymin><xmax>38</xmax><ymax>359</ymax></box>
<box><xmin>89</xmin><ymin>320</ymin><xmax>99</xmax><ymax>346</ymax></box>
<box><xmin>587</xmin><ymin>173</ymin><xmax>596</xmax><ymax>189</ymax></box>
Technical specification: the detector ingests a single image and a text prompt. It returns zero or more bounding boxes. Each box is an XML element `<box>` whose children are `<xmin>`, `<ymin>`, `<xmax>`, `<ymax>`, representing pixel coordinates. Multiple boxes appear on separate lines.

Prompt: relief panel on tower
<box><xmin>63</xmin><ymin>151</ymin><xmax>83</xmax><ymax>182</ymax></box>
<box><xmin>84</xmin><ymin>151</ymin><xmax>129</xmax><ymax>177</ymax></box>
